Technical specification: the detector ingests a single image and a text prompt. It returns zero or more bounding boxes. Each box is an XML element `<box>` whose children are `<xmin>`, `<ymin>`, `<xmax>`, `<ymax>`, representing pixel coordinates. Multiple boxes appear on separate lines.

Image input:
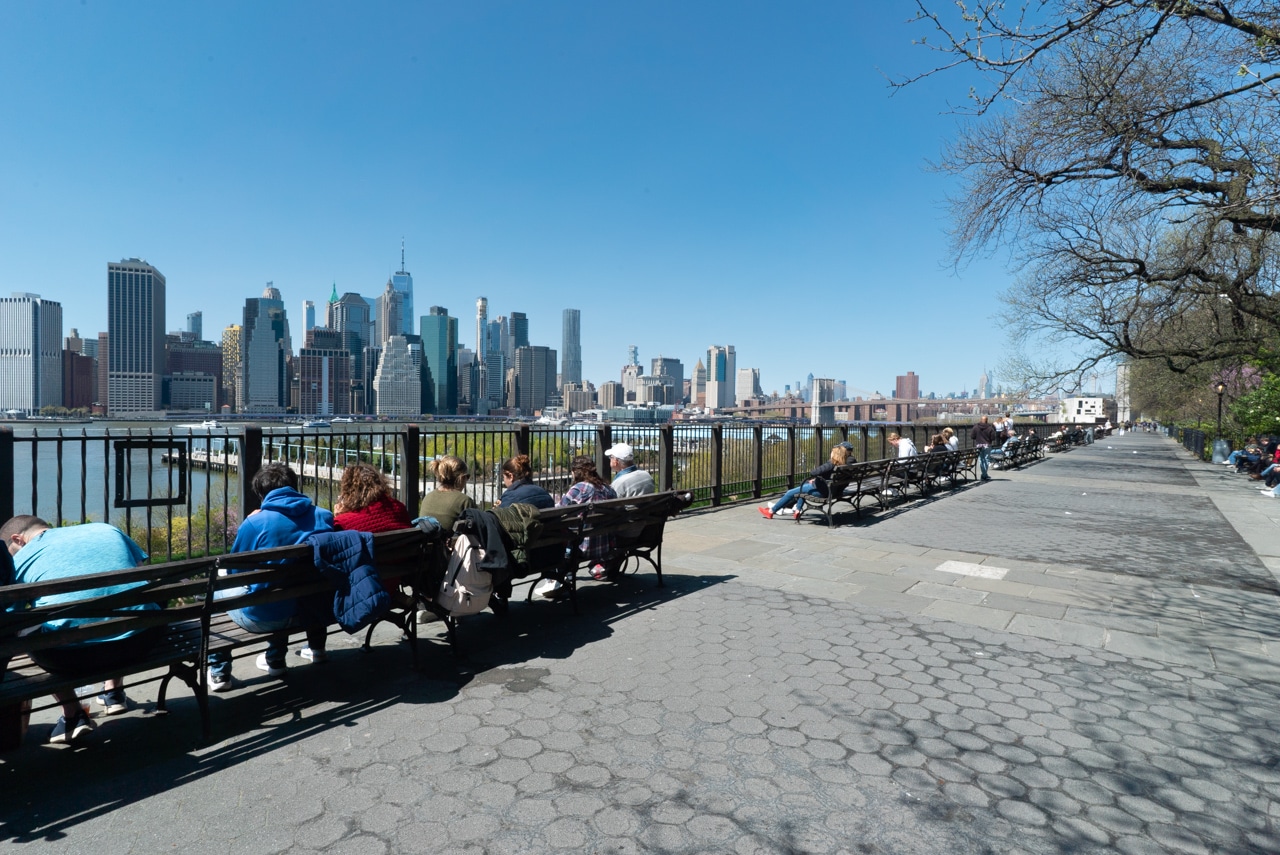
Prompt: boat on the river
<box><xmin>302</xmin><ymin>418</ymin><xmax>331</xmax><ymax>429</ymax></box>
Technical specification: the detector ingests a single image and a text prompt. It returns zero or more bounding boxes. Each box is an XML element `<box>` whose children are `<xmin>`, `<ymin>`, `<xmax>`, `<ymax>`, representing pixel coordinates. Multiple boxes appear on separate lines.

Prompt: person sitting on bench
<box><xmin>206</xmin><ymin>463</ymin><xmax>336</xmax><ymax>692</ymax></box>
<box><xmin>759</xmin><ymin>445</ymin><xmax>850</xmax><ymax>519</ymax></box>
<box><xmin>2</xmin><ymin>516</ymin><xmax>161</xmax><ymax>744</ymax></box>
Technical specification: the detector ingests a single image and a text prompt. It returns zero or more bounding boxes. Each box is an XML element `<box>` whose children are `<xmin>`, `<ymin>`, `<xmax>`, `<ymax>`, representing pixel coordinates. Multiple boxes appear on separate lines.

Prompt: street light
<box><xmin>1215</xmin><ymin>381</ymin><xmax>1227</xmax><ymax>439</ymax></box>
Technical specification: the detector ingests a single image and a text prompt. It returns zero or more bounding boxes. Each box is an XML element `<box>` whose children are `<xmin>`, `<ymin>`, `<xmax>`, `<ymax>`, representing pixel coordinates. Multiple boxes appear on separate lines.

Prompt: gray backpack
<box><xmin>436</xmin><ymin>532</ymin><xmax>492</xmax><ymax>616</ymax></box>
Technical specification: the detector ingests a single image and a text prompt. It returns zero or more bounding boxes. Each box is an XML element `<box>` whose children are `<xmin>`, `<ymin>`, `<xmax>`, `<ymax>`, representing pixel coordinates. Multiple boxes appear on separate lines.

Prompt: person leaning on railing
<box><xmin>1</xmin><ymin>515</ymin><xmax>162</xmax><ymax>744</ymax></box>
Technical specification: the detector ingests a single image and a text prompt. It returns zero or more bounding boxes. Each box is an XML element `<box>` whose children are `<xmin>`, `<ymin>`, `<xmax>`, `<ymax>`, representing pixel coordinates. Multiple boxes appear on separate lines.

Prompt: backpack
<box><xmin>436</xmin><ymin>532</ymin><xmax>492</xmax><ymax>616</ymax></box>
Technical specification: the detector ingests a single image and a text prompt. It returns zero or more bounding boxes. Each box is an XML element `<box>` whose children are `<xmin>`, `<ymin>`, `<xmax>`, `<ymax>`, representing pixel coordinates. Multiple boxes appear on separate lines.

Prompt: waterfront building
<box><xmin>186</xmin><ymin>311</ymin><xmax>202</xmax><ymax>340</ymax></box>
<box><xmin>561</xmin><ymin>309</ymin><xmax>582</xmax><ymax>386</ymax></box>
<box><xmin>420</xmin><ymin>306</ymin><xmax>458</xmax><ymax>415</ymax></box>
<box><xmin>166</xmin><ymin>335</ymin><xmax>223</xmax><ymax>410</ymax></box>
<box><xmin>221</xmin><ymin>325</ymin><xmax>241</xmax><ymax>411</ymax></box>
<box><xmin>704</xmin><ymin>345</ymin><xmax>736</xmax><ymax>412</ymax></box>
<box><xmin>0</xmin><ymin>292</ymin><xmax>62</xmax><ymax>415</ymax></box>
<box><xmin>391</xmin><ymin>241</ymin><xmax>414</xmax><ymax>337</ymax></box>
<box><xmin>513</xmin><ymin>345</ymin><xmax>557</xmax><ymax>414</ymax></box>
<box><xmin>62</xmin><ymin>348</ymin><xmax>95</xmax><ymax>410</ymax></box>
<box><xmin>895</xmin><ymin>371</ymin><xmax>920</xmax><ymax>400</ymax></box>
<box><xmin>169</xmin><ymin>371</ymin><xmax>217</xmax><ymax>412</ymax></box>
<box><xmin>373</xmin><ymin>335</ymin><xmax>421</xmax><ymax>417</ymax></box>
<box><xmin>107</xmin><ymin>259</ymin><xmax>166</xmax><ymax>414</ymax></box>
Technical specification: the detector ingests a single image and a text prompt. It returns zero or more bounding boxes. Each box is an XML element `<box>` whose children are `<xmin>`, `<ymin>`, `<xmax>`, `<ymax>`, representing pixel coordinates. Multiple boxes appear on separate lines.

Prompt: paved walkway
<box><xmin>4</xmin><ymin>432</ymin><xmax>1280</xmax><ymax>853</ymax></box>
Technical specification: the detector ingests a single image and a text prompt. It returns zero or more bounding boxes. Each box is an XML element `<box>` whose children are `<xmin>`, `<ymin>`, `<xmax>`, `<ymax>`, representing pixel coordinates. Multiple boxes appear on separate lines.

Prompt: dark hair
<box><xmin>252</xmin><ymin>463</ymin><xmax>298</xmax><ymax>499</ymax></box>
<box><xmin>569</xmin><ymin>455</ymin><xmax>607</xmax><ymax>490</ymax></box>
<box><xmin>338</xmin><ymin>463</ymin><xmax>393</xmax><ymax>512</ymax></box>
<box><xmin>0</xmin><ymin>515</ymin><xmax>48</xmax><ymax>541</ymax></box>
<box><xmin>502</xmin><ymin>454</ymin><xmax>532</xmax><ymax>480</ymax></box>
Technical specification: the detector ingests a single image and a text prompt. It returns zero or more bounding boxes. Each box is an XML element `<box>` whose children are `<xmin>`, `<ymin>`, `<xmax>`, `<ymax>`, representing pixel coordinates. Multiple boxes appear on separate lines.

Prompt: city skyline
<box><xmin>0</xmin><ymin>4</ymin><xmax>1055</xmax><ymax>397</ymax></box>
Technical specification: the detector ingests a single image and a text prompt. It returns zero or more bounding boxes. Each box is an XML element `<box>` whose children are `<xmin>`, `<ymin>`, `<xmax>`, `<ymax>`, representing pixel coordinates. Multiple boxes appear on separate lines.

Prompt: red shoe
<box><xmin>758</xmin><ymin>507</ymin><xmax>774</xmax><ymax>520</ymax></box>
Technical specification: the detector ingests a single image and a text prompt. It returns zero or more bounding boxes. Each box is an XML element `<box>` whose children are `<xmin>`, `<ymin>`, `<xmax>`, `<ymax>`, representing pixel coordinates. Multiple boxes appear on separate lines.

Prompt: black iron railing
<box><xmin>0</xmin><ymin>419</ymin><xmax>1080</xmax><ymax>561</ymax></box>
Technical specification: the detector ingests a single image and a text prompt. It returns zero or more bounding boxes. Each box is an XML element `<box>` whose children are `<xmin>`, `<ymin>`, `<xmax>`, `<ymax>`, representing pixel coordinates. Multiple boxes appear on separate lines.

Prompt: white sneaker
<box><xmin>255</xmin><ymin>653</ymin><xmax>287</xmax><ymax>677</ymax></box>
<box><xmin>298</xmin><ymin>647</ymin><xmax>329</xmax><ymax>663</ymax></box>
<box><xmin>1262</xmin><ymin>490</ymin><xmax>1276</xmax><ymax>497</ymax></box>
<box><xmin>208</xmin><ymin>670</ymin><xmax>233</xmax><ymax>693</ymax></box>
<box><xmin>533</xmin><ymin>578</ymin><xmax>565</xmax><ymax>599</ymax></box>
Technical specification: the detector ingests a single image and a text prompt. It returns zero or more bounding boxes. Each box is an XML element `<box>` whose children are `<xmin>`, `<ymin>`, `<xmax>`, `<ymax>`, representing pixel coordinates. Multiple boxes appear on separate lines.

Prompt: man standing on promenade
<box><xmin>2</xmin><ymin>516</ymin><xmax>160</xmax><ymax>743</ymax></box>
<box><xmin>972</xmin><ymin>416</ymin><xmax>999</xmax><ymax>481</ymax></box>
<box><xmin>605</xmin><ymin>442</ymin><xmax>655</xmax><ymax>497</ymax></box>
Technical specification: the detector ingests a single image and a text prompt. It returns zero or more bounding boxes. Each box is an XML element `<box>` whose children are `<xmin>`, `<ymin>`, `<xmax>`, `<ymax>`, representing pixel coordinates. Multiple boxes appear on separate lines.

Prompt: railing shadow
<box><xmin>0</xmin><ymin>572</ymin><xmax>733</xmax><ymax>843</ymax></box>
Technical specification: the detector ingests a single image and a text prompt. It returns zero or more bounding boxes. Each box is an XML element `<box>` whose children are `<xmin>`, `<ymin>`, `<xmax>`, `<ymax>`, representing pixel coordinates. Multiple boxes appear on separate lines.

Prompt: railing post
<box><xmin>513</xmin><ymin>424</ymin><xmax>531</xmax><ymax>458</ymax></box>
<box><xmin>787</xmin><ymin>425</ymin><xmax>797</xmax><ymax>489</ymax></box>
<box><xmin>813</xmin><ymin>426</ymin><xmax>824</xmax><ymax>472</ymax></box>
<box><xmin>659</xmin><ymin>424</ymin><xmax>674</xmax><ymax>492</ymax></box>
<box><xmin>240</xmin><ymin>426</ymin><xmax>263</xmax><ymax>518</ymax></box>
<box><xmin>403</xmin><ymin>425</ymin><xmax>420</xmax><ymax>514</ymax></box>
<box><xmin>0</xmin><ymin>427</ymin><xmax>12</xmax><ymax>524</ymax></box>
<box><xmin>752</xmin><ymin>425</ymin><xmax>763</xmax><ymax>499</ymax></box>
<box><xmin>595</xmin><ymin>424</ymin><xmax>611</xmax><ymax>483</ymax></box>
<box><xmin>710</xmin><ymin>425</ymin><xmax>724</xmax><ymax>506</ymax></box>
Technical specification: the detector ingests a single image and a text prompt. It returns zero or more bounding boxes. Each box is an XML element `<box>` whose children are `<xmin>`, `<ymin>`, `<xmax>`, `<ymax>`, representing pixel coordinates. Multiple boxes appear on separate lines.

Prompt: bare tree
<box><xmin>901</xmin><ymin>1</ymin><xmax>1280</xmax><ymax>391</ymax></box>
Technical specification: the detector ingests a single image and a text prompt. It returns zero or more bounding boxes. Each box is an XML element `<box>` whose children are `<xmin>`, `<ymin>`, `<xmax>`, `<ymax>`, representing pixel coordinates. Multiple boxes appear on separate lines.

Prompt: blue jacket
<box><xmin>496</xmin><ymin>478</ymin><xmax>554</xmax><ymax>510</ymax></box>
<box><xmin>228</xmin><ymin>487</ymin><xmax>336</xmax><ymax>623</ymax></box>
<box><xmin>307</xmin><ymin>530</ymin><xmax>390</xmax><ymax>634</ymax></box>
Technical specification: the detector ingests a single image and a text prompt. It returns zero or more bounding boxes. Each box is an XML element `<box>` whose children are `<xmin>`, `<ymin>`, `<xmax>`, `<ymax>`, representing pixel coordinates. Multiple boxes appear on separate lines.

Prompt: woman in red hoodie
<box><xmin>333</xmin><ymin>463</ymin><xmax>412</xmax><ymax>533</ymax></box>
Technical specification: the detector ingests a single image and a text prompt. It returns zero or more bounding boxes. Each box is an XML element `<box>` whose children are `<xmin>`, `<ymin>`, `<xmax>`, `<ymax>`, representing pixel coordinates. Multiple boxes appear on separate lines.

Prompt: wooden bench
<box><xmin>793</xmin><ymin>460</ymin><xmax>891</xmax><ymax>528</ymax></box>
<box><xmin>0</xmin><ymin>527</ymin><xmax>442</xmax><ymax>748</ymax></box>
<box><xmin>497</xmin><ymin>491</ymin><xmax>694</xmax><ymax>612</ymax></box>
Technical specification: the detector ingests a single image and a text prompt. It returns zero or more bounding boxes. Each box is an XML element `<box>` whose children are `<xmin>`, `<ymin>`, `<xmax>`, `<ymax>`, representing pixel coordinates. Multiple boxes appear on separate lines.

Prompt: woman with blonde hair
<box><xmin>942</xmin><ymin>427</ymin><xmax>959</xmax><ymax>452</ymax></box>
<box><xmin>333</xmin><ymin>462</ymin><xmax>412</xmax><ymax>533</ymax></box>
<box><xmin>760</xmin><ymin>445</ymin><xmax>849</xmax><ymax>520</ymax></box>
<box><xmin>418</xmin><ymin>455</ymin><xmax>478</xmax><ymax>531</ymax></box>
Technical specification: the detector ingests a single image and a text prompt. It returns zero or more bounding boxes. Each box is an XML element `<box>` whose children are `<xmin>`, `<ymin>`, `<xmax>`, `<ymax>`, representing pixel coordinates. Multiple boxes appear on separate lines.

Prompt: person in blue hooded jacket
<box><xmin>207</xmin><ymin>463</ymin><xmax>336</xmax><ymax>691</ymax></box>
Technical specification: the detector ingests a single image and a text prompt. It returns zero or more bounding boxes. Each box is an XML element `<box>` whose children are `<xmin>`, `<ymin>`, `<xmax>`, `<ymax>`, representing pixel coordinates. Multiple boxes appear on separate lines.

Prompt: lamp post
<box><xmin>1215</xmin><ymin>381</ymin><xmax>1226</xmax><ymax>439</ymax></box>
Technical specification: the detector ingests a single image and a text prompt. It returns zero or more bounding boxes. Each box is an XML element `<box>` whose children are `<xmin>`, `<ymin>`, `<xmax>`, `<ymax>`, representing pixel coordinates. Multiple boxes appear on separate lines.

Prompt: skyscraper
<box><xmin>704</xmin><ymin>345</ymin><xmax>736</xmax><ymax>411</ymax></box>
<box><xmin>475</xmin><ymin>297</ymin><xmax>489</xmax><ymax>414</ymax></box>
<box><xmin>420</xmin><ymin>306</ymin><xmax>458</xmax><ymax>415</ymax></box>
<box><xmin>513</xmin><ymin>345</ymin><xmax>557</xmax><ymax>414</ymax></box>
<box><xmin>561</xmin><ymin>308</ymin><xmax>582</xmax><ymax>386</ymax></box>
<box><xmin>240</xmin><ymin>286</ymin><xmax>290</xmax><ymax>413</ymax></box>
<box><xmin>373</xmin><ymin>335</ymin><xmax>421</xmax><ymax>417</ymax></box>
<box><xmin>736</xmin><ymin>367</ymin><xmax>762</xmax><ymax>405</ymax></box>
<box><xmin>508</xmin><ymin>312</ymin><xmax>529</xmax><ymax>361</ymax></box>
<box><xmin>0</xmin><ymin>292</ymin><xmax>62</xmax><ymax>415</ymax></box>
<box><xmin>302</xmin><ymin>300</ymin><xmax>316</xmax><ymax>333</ymax></box>
<box><xmin>221</xmin><ymin>325</ymin><xmax>241</xmax><ymax>411</ymax></box>
<box><xmin>186</xmin><ymin>311</ymin><xmax>202</xmax><ymax>339</ymax></box>
<box><xmin>391</xmin><ymin>240</ymin><xmax>414</xmax><ymax>337</ymax></box>
<box><xmin>375</xmin><ymin>279</ymin><xmax>406</xmax><ymax>346</ymax></box>
<box><xmin>651</xmin><ymin>356</ymin><xmax>684</xmax><ymax>405</ymax></box>
<box><xmin>330</xmin><ymin>291</ymin><xmax>374</xmax><ymax>412</ymax></box>
<box><xmin>299</xmin><ymin>328</ymin><xmax>352</xmax><ymax>415</ymax></box>
<box><xmin>107</xmin><ymin>258</ymin><xmax>166</xmax><ymax>414</ymax></box>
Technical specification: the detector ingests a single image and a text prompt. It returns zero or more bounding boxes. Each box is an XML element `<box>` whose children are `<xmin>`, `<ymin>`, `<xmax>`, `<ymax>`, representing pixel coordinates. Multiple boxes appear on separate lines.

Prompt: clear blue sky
<box><xmin>0</xmin><ymin>1</ymin><xmax>1015</xmax><ymax>398</ymax></box>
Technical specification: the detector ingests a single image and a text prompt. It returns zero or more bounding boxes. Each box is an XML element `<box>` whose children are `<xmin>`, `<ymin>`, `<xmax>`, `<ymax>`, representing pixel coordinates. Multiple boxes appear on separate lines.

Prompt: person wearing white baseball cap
<box><xmin>604</xmin><ymin>442</ymin><xmax>655</xmax><ymax>497</ymax></box>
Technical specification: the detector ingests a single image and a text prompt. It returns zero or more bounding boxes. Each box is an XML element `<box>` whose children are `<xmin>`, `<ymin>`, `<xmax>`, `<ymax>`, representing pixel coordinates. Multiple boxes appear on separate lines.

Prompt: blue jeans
<box><xmin>977</xmin><ymin>446</ymin><xmax>992</xmax><ymax>478</ymax></box>
<box><xmin>772</xmin><ymin>481</ymin><xmax>822</xmax><ymax>513</ymax></box>
<box><xmin>208</xmin><ymin>591</ymin><xmax>331</xmax><ymax>680</ymax></box>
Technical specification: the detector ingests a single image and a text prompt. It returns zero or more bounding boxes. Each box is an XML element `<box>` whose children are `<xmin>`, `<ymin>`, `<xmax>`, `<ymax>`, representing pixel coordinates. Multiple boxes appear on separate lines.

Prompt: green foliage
<box><xmin>1231</xmin><ymin>374</ymin><xmax>1280</xmax><ymax>436</ymax></box>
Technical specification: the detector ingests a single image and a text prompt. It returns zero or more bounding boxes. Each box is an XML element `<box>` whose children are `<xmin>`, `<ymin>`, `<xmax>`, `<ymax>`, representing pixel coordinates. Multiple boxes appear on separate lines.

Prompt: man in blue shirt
<box><xmin>2</xmin><ymin>516</ymin><xmax>159</xmax><ymax>744</ymax></box>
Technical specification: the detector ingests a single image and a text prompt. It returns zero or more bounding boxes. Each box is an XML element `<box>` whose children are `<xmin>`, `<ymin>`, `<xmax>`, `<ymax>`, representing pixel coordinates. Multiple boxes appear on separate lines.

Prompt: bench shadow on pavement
<box><xmin>0</xmin><ymin>572</ymin><xmax>733</xmax><ymax>844</ymax></box>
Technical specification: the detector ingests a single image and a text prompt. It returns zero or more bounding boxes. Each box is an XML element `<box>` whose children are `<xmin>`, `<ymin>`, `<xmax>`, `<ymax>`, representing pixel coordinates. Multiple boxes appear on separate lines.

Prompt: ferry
<box><xmin>331</xmin><ymin>416</ymin><xmax>354</xmax><ymax>424</ymax></box>
<box><xmin>178</xmin><ymin>419</ymin><xmax>222</xmax><ymax>430</ymax></box>
<box><xmin>301</xmin><ymin>419</ymin><xmax>331</xmax><ymax>429</ymax></box>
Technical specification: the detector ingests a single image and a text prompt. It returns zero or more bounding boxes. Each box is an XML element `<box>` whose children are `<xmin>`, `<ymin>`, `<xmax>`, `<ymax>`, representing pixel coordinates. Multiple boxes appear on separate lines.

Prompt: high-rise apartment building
<box><xmin>220</xmin><ymin>325</ymin><xmax>241</xmax><ymax>411</ymax></box>
<box><xmin>186</xmin><ymin>311</ymin><xmax>202</xmax><ymax>340</ymax></box>
<box><xmin>0</xmin><ymin>292</ymin><xmax>62</xmax><ymax>415</ymax></box>
<box><xmin>474</xmin><ymin>297</ymin><xmax>489</xmax><ymax>415</ymax></box>
<box><xmin>598</xmin><ymin>381</ymin><xmax>624</xmax><ymax>409</ymax></box>
<box><xmin>420</xmin><ymin>306</ymin><xmax>458</xmax><ymax>415</ymax></box>
<box><xmin>561</xmin><ymin>309</ymin><xmax>582</xmax><ymax>386</ymax></box>
<box><xmin>704</xmin><ymin>345</ymin><xmax>736</xmax><ymax>411</ymax></box>
<box><xmin>107</xmin><ymin>259</ymin><xmax>166</xmax><ymax>414</ymax></box>
<box><xmin>895</xmin><ymin>371</ymin><xmax>920</xmax><ymax>400</ymax></box>
<box><xmin>391</xmin><ymin>241</ymin><xmax>414</xmax><ymax>337</ymax></box>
